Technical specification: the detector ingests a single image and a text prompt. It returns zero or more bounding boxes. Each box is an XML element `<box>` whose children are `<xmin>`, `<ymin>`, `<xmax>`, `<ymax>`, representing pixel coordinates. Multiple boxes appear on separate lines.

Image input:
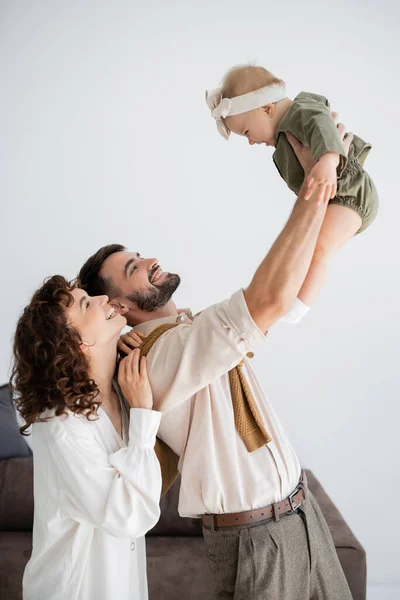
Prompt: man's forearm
<box><xmin>244</xmin><ymin>185</ymin><xmax>327</xmax><ymax>330</ymax></box>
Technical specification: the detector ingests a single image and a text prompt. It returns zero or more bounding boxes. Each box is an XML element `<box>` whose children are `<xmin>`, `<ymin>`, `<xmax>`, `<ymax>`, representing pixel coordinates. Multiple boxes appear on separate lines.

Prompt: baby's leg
<box><xmin>298</xmin><ymin>204</ymin><xmax>362</xmax><ymax>307</ymax></box>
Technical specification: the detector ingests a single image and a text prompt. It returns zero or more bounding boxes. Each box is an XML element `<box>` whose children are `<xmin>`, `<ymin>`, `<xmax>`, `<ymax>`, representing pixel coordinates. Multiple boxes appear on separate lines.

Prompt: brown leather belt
<box><xmin>202</xmin><ymin>472</ymin><xmax>307</xmax><ymax>530</ymax></box>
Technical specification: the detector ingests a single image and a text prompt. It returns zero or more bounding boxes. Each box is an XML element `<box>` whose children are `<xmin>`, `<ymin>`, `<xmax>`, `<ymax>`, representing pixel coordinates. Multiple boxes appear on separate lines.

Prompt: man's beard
<box><xmin>126</xmin><ymin>273</ymin><xmax>181</xmax><ymax>312</ymax></box>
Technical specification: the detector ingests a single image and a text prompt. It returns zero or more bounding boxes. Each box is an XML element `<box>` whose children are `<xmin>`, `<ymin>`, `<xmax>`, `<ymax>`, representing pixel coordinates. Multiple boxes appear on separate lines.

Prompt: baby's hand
<box><xmin>305</xmin><ymin>153</ymin><xmax>339</xmax><ymax>205</ymax></box>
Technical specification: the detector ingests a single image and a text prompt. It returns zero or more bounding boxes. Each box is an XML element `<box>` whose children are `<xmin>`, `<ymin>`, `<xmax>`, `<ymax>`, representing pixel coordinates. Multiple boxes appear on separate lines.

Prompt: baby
<box><xmin>206</xmin><ymin>65</ymin><xmax>379</xmax><ymax>323</ymax></box>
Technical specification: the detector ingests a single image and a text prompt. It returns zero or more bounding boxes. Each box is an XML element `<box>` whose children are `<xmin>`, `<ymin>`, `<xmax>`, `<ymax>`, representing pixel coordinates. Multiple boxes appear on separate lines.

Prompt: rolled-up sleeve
<box><xmin>50</xmin><ymin>409</ymin><xmax>162</xmax><ymax>539</ymax></box>
<box><xmin>216</xmin><ymin>288</ymin><xmax>268</xmax><ymax>351</ymax></box>
<box><xmin>287</xmin><ymin>96</ymin><xmax>347</xmax><ymax>168</ymax></box>
<box><xmin>147</xmin><ymin>289</ymin><xmax>268</xmax><ymax>412</ymax></box>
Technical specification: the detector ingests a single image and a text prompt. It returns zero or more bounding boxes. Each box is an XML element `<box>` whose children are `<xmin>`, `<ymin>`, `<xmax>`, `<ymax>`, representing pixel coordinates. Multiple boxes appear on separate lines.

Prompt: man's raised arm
<box><xmin>245</xmin><ymin>119</ymin><xmax>352</xmax><ymax>332</ymax></box>
<box><xmin>244</xmin><ymin>183</ymin><xmax>327</xmax><ymax>332</ymax></box>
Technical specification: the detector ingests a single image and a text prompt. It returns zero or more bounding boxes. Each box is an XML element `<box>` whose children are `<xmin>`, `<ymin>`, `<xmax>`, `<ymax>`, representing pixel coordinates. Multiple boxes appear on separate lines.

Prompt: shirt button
<box><xmin>131</xmin><ymin>542</ymin><xmax>135</xmax><ymax>551</ymax></box>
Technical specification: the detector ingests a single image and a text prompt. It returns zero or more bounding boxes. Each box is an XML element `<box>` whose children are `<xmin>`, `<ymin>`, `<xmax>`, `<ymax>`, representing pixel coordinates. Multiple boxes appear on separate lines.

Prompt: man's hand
<box><xmin>118</xmin><ymin>330</ymin><xmax>145</xmax><ymax>356</ymax></box>
<box><xmin>286</xmin><ymin>112</ymin><xmax>353</xmax><ymax>205</ymax></box>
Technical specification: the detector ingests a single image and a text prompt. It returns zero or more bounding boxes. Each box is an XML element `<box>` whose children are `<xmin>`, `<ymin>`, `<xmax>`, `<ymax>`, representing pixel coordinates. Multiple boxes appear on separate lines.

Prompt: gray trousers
<box><xmin>202</xmin><ymin>490</ymin><xmax>353</xmax><ymax>600</ymax></box>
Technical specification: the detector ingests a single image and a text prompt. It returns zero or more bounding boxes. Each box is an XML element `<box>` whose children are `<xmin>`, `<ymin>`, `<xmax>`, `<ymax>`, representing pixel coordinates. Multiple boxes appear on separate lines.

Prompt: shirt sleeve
<box><xmin>147</xmin><ymin>289</ymin><xmax>268</xmax><ymax>413</ymax></box>
<box><xmin>286</xmin><ymin>96</ymin><xmax>348</xmax><ymax>168</ymax></box>
<box><xmin>49</xmin><ymin>408</ymin><xmax>162</xmax><ymax>539</ymax></box>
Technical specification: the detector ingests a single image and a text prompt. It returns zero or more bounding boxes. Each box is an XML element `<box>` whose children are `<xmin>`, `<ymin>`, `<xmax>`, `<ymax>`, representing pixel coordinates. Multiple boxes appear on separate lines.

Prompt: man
<box><xmin>78</xmin><ymin>127</ymin><xmax>354</xmax><ymax>600</ymax></box>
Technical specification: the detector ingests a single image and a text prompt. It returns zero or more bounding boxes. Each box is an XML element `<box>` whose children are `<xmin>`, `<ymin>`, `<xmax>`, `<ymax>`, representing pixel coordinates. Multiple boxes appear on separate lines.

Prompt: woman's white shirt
<box><xmin>23</xmin><ymin>385</ymin><xmax>162</xmax><ymax>600</ymax></box>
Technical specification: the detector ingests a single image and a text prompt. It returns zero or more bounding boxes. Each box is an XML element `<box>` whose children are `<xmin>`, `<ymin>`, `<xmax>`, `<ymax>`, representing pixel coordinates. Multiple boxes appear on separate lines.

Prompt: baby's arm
<box><xmin>305</xmin><ymin>151</ymin><xmax>340</xmax><ymax>205</ymax></box>
<box><xmin>290</xmin><ymin>101</ymin><xmax>348</xmax><ymax>205</ymax></box>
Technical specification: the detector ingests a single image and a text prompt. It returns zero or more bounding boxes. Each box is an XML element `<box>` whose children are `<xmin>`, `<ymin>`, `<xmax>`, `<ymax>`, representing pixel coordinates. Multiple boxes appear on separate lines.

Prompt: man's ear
<box><xmin>118</xmin><ymin>303</ymin><xmax>130</xmax><ymax>316</ymax></box>
<box><xmin>109</xmin><ymin>299</ymin><xmax>131</xmax><ymax>316</ymax></box>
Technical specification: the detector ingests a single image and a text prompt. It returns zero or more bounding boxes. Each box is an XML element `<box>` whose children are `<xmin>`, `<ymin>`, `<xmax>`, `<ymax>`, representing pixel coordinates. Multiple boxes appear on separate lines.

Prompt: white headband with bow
<box><xmin>205</xmin><ymin>83</ymin><xmax>287</xmax><ymax>140</ymax></box>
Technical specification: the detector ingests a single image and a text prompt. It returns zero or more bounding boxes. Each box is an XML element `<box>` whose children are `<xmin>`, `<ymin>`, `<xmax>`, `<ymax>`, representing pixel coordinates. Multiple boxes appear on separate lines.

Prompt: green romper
<box><xmin>273</xmin><ymin>92</ymin><xmax>379</xmax><ymax>233</ymax></box>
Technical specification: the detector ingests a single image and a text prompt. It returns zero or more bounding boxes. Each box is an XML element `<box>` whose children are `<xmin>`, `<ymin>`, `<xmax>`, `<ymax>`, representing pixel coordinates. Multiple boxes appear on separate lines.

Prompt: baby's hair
<box><xmin>221</xmin><ymin>64</ymin><xmax>284</xmax><ymax>99</ymax></box>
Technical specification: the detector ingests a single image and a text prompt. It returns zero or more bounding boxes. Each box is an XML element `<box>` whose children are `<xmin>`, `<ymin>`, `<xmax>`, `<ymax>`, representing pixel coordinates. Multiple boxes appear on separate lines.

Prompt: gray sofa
<box><xmin>0</xmin><ymin>458</ymin><xmax>366</xmax><ymax>599</ymax></box>
<box><xmin>0</xmin><ymin>383</ymin><xmax>367</xmax><ymax>599</ymax></box>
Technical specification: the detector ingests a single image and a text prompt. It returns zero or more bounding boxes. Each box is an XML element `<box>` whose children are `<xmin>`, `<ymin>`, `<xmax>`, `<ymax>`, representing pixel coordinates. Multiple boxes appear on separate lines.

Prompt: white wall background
<box><xmin>1</xmin><ymin>0</ymin><xmax>399</xmax><ymax>594</ymax></box>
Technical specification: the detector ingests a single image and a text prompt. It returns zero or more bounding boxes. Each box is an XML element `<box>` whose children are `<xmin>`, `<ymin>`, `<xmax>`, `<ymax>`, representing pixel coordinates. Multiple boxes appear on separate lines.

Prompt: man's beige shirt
<box><xmin>132</xmin><ymin>289</ymin><xmax>301</xmax><ymax>518</ymax></box>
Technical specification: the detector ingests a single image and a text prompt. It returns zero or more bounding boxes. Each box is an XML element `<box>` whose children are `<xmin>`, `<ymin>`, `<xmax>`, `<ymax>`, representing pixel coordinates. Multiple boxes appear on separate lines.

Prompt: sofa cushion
<box><xmin>0</xmin><ymin>458</ymin><xmax>34</xmax><ymax>531</ymax></box>
<box><xmin>148</xmin><ymin>476</ymin><xmax>202</xmax><ymax>536</ymax></box>
<box><xmin>0</xmin><ymin>385</ymin><xmax>32</xmax><ymax>460</ymax></box>
<box><xmin>146</xmin><ymin>537</ymin><xmax>212</xmax><ymax>599</ymax></box>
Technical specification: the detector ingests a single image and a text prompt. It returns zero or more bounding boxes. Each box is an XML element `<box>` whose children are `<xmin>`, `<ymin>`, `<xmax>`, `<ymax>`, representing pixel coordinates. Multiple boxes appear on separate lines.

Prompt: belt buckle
<box><xmin>288</xmin><ymin>487</ymin><xmax>301</xmax><ymax>512</ymax></box>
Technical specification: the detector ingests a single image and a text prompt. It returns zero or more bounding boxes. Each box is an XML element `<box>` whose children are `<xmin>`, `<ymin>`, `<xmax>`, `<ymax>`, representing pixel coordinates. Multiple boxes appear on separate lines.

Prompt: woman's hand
<box><xmin>117</xmin><ymin>348</ymin><xmax>153</xmax><ymax>410</ymax></box>
<box><xmin>286</xmin><ymin>112</ymin><xmax>354</xmax><ymax>204</ymax></box>
<box><xmin>118</xmin><ymin>330</ymin><xmax>144</xmax><ymax>356</ymax></box>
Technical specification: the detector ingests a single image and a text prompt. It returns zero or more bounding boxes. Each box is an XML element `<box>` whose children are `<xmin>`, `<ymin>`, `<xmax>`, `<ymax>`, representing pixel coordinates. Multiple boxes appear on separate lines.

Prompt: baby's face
<box><xmin>225</xmin><ymin>107</ymin><xmax>276</xmax><ymax>147</ymax></box>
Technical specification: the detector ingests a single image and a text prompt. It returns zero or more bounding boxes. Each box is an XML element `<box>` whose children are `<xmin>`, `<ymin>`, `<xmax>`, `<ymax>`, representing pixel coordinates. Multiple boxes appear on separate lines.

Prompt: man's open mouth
<box><xmin>150</xmin><ymin>267</ymin><xmax>164</xmax><ymax>285</ymax></box>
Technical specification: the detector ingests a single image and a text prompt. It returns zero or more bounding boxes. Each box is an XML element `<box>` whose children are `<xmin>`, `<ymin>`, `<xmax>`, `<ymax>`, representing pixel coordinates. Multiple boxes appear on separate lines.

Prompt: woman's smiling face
<box><xmin>66</xmin><ymin>288</ymin><xmax>127</xmax><ymax>349</ymax></box>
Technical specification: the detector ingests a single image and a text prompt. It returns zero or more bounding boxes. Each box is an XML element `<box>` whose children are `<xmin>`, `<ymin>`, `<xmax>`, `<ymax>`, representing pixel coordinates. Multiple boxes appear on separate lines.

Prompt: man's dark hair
<box><xmin>78</xmin><ymin>244</ymin><xmax>125</xmax><ymax>298</ymax></box>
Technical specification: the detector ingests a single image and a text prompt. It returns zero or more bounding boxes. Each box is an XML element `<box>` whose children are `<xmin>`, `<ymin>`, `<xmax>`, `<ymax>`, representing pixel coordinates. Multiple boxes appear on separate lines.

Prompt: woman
<box><xmin>11</xmin><ymin>275</ymin><xmax>161</xmax><ymax>600</ymax></box>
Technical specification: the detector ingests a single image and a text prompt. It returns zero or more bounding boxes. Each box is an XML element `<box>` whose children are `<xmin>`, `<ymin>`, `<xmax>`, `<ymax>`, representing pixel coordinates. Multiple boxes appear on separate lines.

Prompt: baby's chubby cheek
<box><xmin>225</xmin><ymin>115</ymin><xmax>244</xmax><ymax>136</ymax></box>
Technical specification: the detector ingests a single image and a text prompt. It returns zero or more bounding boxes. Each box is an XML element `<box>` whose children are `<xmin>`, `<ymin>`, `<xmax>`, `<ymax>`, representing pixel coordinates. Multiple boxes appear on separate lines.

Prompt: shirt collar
<box><xmin>131</xmin><ymin>311</ymin><xmax>192</xmax><ymax>336</ymax></box>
